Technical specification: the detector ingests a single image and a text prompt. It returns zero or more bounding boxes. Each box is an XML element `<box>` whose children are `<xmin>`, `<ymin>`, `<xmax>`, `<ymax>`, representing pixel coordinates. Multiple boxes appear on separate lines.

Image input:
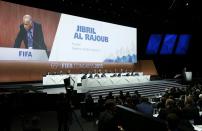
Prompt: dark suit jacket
<box><xmin>14</xmin><ymin>22</ymin><xmax>47</xmax><ymax>51</ymax></box>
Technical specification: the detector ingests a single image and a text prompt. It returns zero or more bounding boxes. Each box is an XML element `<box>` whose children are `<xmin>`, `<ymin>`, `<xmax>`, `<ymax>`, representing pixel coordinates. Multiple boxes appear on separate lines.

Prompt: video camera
<box><xmin>63</xmin><ymin>77</ymin><xmax>78</xmax><ymax>107</ymax></box>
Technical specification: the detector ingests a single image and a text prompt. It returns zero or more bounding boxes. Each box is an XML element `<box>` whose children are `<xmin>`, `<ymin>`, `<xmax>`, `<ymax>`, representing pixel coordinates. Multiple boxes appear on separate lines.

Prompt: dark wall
<box><xmin>137</xmin><ymin>25</ymin><xmax>202</xmax><ymax>78</ymax></box>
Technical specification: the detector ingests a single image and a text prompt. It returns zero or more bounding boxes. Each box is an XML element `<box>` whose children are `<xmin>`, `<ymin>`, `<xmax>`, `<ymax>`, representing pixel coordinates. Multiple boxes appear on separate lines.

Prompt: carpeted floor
<box><xmin>10</xmin><ymin>109</ymin><xmax>98</xmax><ymax>131</ymax></box>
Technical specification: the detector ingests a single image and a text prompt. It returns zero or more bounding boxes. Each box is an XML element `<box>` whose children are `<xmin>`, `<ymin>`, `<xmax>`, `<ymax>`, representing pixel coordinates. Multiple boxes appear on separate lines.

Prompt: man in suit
<box><xmin>14</xmin><ymin>15</ymin><xmax>47</xmax><ymax>52</ymax></box>
<box><xmin>101</xmin><ymin>72</ymin><xmax>106</xmax><ymax>77</ymax></box>
<box><xmin>136</xmin><ymin>97</ymin><xmax>154</xmax><ymax>116</ymax></box>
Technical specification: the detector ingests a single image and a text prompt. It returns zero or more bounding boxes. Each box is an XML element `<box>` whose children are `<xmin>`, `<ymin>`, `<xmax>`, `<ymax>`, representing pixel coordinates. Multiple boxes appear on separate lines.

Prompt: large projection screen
<box><xmin>0</xmin><ymin>1</ymin><xmax>137</xmax><ymax>63</ymax></box>
<box><xmin>0</xmin><ymin>1</ymin><xmax>138</xmax><ymax>82</ymax></box>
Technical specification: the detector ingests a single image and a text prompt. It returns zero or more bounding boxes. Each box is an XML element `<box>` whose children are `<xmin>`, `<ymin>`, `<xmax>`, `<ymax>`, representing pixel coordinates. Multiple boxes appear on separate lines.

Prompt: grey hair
<box><xmin>23</xmin><ymin>14</ymin><xmax>32</xmax><ymax>23</ymax></box>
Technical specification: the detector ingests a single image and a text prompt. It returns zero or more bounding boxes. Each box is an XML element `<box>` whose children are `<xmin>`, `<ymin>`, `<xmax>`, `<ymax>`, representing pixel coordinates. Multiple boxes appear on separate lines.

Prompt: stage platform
<box><xmin>76</xmin><ymin>79</ymin><xmax>186</xmax><ymax>100</ymax></box>
<box><xmin>0</xmin><ymin>79</ymin><xmax>187</xmax><ymax>101</ymax></box>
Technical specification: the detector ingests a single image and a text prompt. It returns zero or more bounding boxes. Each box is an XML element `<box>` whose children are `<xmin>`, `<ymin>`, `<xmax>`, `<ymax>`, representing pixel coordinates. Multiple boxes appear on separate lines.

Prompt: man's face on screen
<box><xmin>23</xmin><ymin>20</ymin><xmax>32</xmax><ymax>30</ymax></box>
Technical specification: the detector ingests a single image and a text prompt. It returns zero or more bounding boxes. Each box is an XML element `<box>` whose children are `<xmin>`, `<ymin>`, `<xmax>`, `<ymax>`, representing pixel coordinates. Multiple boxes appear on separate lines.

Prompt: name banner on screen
<box><xmin>49</xmin><ymin>14</ymin><xmax>137</xmax><ymax>63</ymax></box>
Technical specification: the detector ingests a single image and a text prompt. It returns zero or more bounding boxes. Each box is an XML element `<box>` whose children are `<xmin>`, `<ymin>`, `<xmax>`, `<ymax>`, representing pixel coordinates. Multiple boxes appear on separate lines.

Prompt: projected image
<box><xmin>49</xmin><ymin>14</ymin><xmax>137</xmax><ymax>63</ymax></box>
<box><xmin>14</xmin><ymin>15</ymin><xmax>47</xmax><ymax>51</ymax></box>
<box><xmin>175</xmin><ymin>34</ymin><xmax>191</xmax><ymax>55</ymax></box>
<box><xmin>0</xmin><ymin>1</ymin><xmax>137</xmax><ymax>63</ymax></box>
<box><xmin>103</xmin><ymin>41</ymin><xmax>136</xmax><ymax>63</ymax></box>
<box><xmin>0</xmin><ymin>1</ymin><xmax>60</xmax><ymax>61</ymax></box>
<box><xmin>145</xmin><ymin>33</ymin><xmax>192</xmax><ymax>56</ymax></box>
<box><xmin>160</xmin><ymin>34</ymin><xmax>177</xmax><ymax>55</ymax></box>
<box><xmin>146</xmin><ymin>34</ymin><xmax>162</xmax><ymax>55</ymax></box>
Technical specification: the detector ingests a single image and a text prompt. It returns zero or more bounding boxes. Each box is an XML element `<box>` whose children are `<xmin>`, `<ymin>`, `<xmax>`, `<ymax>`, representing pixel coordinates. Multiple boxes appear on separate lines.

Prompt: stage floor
<box><xmin>0</xmin><ymin>79</ymin><xmax>185</xmax><ymax>95</ymax></box>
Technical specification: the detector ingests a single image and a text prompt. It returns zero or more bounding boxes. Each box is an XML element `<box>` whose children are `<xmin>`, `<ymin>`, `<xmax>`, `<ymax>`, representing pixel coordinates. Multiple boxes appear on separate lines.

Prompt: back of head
<box><xmin>167</xmin><ymin>113</ymin><xmax>180</xmax><ymax>130</ymax></box>
<box><xmin>109</xmin><ymin>91</ymin><xmax>113</xmax><ymax>96</ymax></box>
<box><xmin>165</xmin><ymin>99</ymin><xmax>175</xmax><ymax>109</ymax></box>
<box><xmin>141</xmin><ymin>97</ymin><xmax>149</xmax><ymax>103</ymax></box>
<box><xmin>105</xmin><ymin>99</ymin><xmax>116</xmax><ymax>111</ymax></box>
<box><xmin>135</xmin><ymin>90</ymin><xmax>139</xmax><ymax>94</ymax></box>
<box><xmin>185</xmin><ymin>95</ymin><xmax>194</xmax><ymax>106</ymax></box>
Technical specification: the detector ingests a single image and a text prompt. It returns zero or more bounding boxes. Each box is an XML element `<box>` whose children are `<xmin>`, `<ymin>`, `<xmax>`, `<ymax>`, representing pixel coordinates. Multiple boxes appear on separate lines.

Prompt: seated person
<box><xmin>111</xmin><ymin>73</ymin><xmax>117</xmax><ymax>77</ymax></box>
<box><xmin>59</xmin><ymin>70</ymin><xmax>63</xmax><ymax>75</ymax></box>
<box><xmin>94</xmin><ymin>73</ymin><xmax>100</xmax><ymax>78</ymax></box>
<box><xmin>125</xmin><ymin>72</ymin><xmax>130</xmax><ymax>76</ymax></box>
<box><xmin>106</xmin><ymin>92</ymin><xmax>114</xmax><ymax>100</ymax></box>
<box><xmin>134</xmin><ymin>72</ymin><xmax>139</xmax><ymax>76</ymax></box>
<box><xmin>119</xmin><ymin>91</ymin><xmax>126</xmax><ymax>104</ymax></box>
<box><xmin>136</xmin><ymin>97</ymin><xmax>154</xmax><ymax>116</ymax></box>
<box><xmin>66</xmin><ymin>70</ymin><xmax>71</xmax><ymax>74</ymax></box>
<box><xmin>181</xmin><ymin>96</ymin><xmax>200</xmax><ymax>125</ymax></box>
<box><xmin>101</xmin><ymin>72</ymin><xmax>106</xmax><ymax>77</ymax></box>
<box><xmin>85</xmin><ymin>94</ymin><xmax>94</xmax><ymax>118</ymax></box>
<box><xmin>98</xmin><ymin>100</ymin><xmax>118</xmax><ymax>131</ymax></box>
<box><xmin>117</xmin><ymin>73</ymin><xmax>122</xmax><ymax>77</ymax></box>
<box><xmin>81</xmin><ymin>73</ymin><xmax>87</xmax><ymax>79</ymax></box>
<box><xmin>88</xmin><ymin>73</ymin><xmax>93</xmax><ymax>78</ymax></box>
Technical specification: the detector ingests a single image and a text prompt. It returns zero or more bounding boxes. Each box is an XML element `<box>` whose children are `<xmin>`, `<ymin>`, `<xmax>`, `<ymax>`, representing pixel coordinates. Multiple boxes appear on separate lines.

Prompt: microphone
<box><xmin>69</xmin><ymin>76</ymin><xmax>75</xmax><ymax>87</ymax></box>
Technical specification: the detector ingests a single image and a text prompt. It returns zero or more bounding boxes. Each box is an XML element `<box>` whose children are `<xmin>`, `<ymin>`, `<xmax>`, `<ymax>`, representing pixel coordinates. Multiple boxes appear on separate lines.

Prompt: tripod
<box><xmin>57</xmin><ymin>84</ymin><xmax>83</xmax><ymax>131</ymax></box>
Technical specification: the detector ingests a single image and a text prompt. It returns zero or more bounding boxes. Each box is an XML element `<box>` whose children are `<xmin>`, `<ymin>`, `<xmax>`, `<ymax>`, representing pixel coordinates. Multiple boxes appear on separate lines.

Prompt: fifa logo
<box><xmin>19</xmin><ymin>51</ymin><xmax>32</xmax><ymax>58</ymax></box>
